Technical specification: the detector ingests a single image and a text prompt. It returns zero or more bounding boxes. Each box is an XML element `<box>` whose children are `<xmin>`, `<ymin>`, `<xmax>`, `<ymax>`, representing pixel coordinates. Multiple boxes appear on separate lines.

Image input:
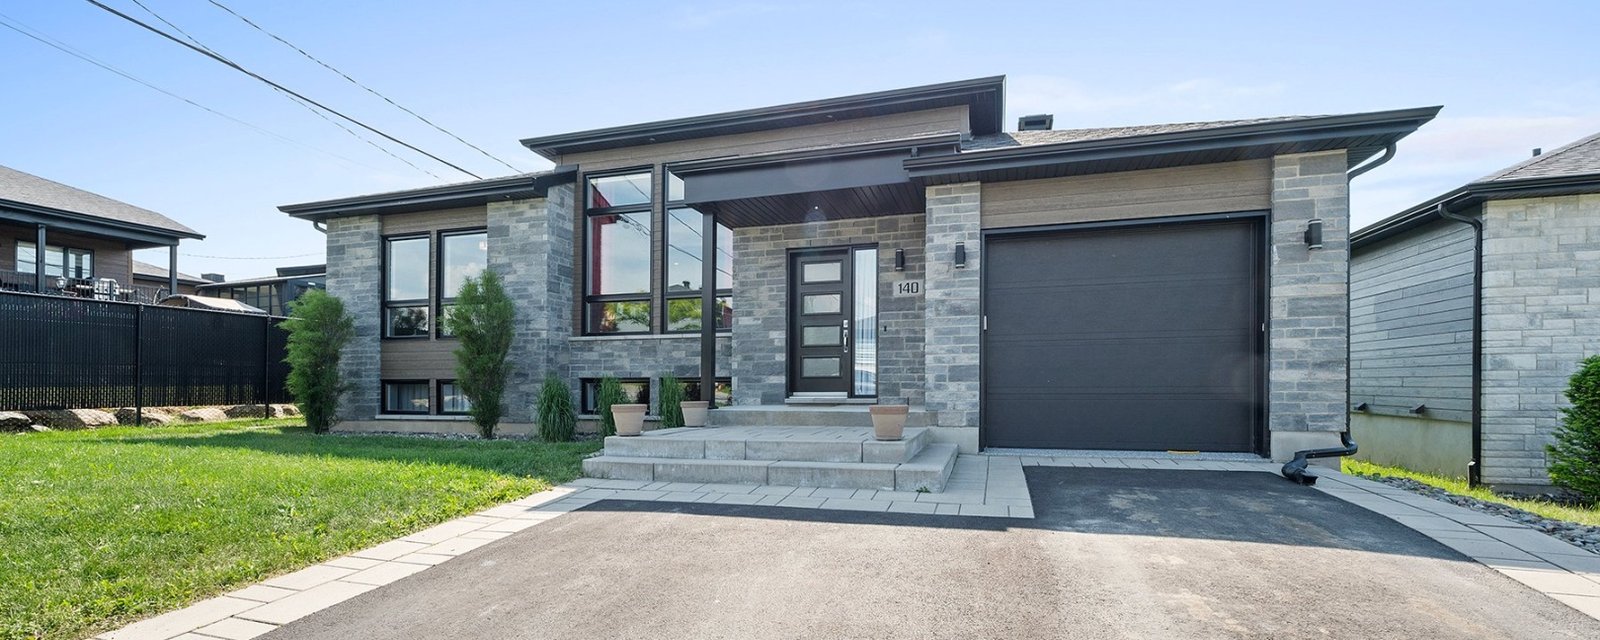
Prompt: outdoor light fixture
<box><xmin>954</xmin><ymin>242</ymin><xmax>967</xmax><ymax>268</ymax></box>
<box><xmin>1304</xmin><ymin>218</ymin><xmax>1324</xmax><ymax>249</ymax></box>
<box><xmin>894</xmin><ymin>248</ymin><xmax>906</xmax><ymax>271</ymax></box>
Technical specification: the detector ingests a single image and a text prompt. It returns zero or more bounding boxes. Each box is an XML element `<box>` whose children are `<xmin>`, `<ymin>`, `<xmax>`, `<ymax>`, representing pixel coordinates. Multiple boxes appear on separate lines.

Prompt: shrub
<box><xmin>536</xmin><ymin>374</ymin><xmax>576</xmax><ymax>442</ymax></box>
<box><xmin>445</xmin><ymin>270</ymin><xmax>515</xmax><ymax>439</ymax></box>
<box><xmin>595</xmin><ymin>376</ymin><xmax>625</xmax><ymax>437</ymax></box>
<box><xmin>1549</xmin><ymin>355</ymin><xmax>1600</xmax><ymax>501</ymax></box>
<box><xmin>658</xmin><ymin>374</ymin><xmax>685</xmax><ymax>429</ymax></box>
<box><xmin>283</xmin><ymin>289</ymin><xmax>354</xmax><ymax>433</ymax></box>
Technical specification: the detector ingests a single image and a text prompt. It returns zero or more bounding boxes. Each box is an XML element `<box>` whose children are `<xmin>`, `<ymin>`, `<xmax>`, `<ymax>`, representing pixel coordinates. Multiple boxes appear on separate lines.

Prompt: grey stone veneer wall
<box><xmin>486</xmin><ymin>186</ymin><xmax>573</xmax><ymax>422</ymax></box>
<box><xmin>569</xmin><ymin>335</ymin><xmax>732</xmax><ymax>412</ymax></box>
<box><xmin>1268</xmin><ymin>151</ymin><xmax>1351</xmax><ymax>459</ymax></box>
<box><xmin>1480</xmin><ymin>194</ymin><xmax>1600</xmax><ymax>486</ymax></box>
<box><xmin>730</xmin><ymin>214</ymin><xmax>927</xmax><ymax>406</ymax></box>
<box><xmin>324</xmin><ymin>214</ymin><xmax>382</xmax><ymax>422</ymax></box>
<box><xmin>924</xmin><ymin>183</ymin><xmax>981</xmax><ymax>429</ymax></box>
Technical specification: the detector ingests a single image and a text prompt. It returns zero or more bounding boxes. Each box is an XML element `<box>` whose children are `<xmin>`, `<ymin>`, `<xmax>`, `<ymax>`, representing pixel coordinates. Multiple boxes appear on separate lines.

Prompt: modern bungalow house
<box><xmin>197</xmin><ymin>264</ymin><xmax>326</xmax><ymax>316</ymax></box>
<box><xmin>1</xmin><ymin>164</ymin><xmax>203</xmax><ymax>299</ymax></box>
<box><xmin>283</xmin><ymin>77</ymin><xmax>1435</xmax><ymax>488</ymax></box>
<box><xmin>1351</xmin><ymin>131</ymin><xmax>1600</xmax><ymax>489</ymax></box>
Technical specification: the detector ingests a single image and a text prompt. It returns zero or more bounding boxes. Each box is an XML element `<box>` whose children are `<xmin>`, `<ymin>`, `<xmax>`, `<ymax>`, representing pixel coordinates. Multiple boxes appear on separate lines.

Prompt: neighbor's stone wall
<box><xmin>923</xmin><ymin>183</ymin><xmax>981</xmax><ymax>429</ymax></box>
<box><xmin>1479</xmin><ymin>194</ymin><xmax>1600</xmax><ymax>487</ymax></box>
<box><xmin>324</xmin><ymin>214</ymin><xmax>382</xmax><ymax>421</ymax></box>
<box><xmin>731</xmin><ymin>214</ymin><xmax>927</xmax><ymax>406</ymax></box>
<box><xmin>1268</xmin><ymin>151</ymin><xmax>1350</xmax><ymax>459</ymax></box>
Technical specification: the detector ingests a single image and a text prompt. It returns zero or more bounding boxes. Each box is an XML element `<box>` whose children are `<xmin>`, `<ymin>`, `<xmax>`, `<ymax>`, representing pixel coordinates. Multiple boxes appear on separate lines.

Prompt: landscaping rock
<box><xmin>271</xmin><ymin>403</ymin><xmax>301</xmax><ymax>417</ymax></box>
<box><xmin>113</xmin><ymin>408</ymin><xmax>175</xmax><ymax>426</ymax></box>
<box><xmin>225</xmin><ymin>404</ymin><xmax>301</xmax><ymax>419</ymax></box>
<box><xmin>0</xmin><ymin>411</ymin><xmax>31</xmax><ymax>431</ymax></box>
<box><xmin>26</xmin><ymin>424</ymin><xmax>50</xmax><ymax>433</ymax></box>
<box><xmin>177</xmin><ymin>407</ymin><xmax>230</xmax><ymax>423</ymax></box>
<box><xmin>25</xmin><ymin>409</ymin><xmax>118</xmax><ymax>430</ymax></box>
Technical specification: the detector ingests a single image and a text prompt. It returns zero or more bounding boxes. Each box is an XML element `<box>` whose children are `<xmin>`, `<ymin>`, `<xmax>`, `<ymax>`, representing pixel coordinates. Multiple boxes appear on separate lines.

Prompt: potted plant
<box><xmin>681</xmin><ymin>388</ymin><xmax>710</xmax><ymax>428</ymax></box>
<box><xmin>869</xmin><ymin>403</ymin><xmax>909</xmax><ymax>441</ymax></box>
<box><xmin>612</xmin><ymin>402</ymin><xmax>646</xmax><ymax>437</ymax></box>
<box><xmin>658</xmin><ymin>374</ymin><xmax>686</xmax><ymax>429</ymax></box>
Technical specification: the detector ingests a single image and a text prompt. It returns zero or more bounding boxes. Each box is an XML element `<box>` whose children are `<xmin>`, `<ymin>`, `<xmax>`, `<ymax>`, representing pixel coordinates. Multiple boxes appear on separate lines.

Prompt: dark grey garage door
<box><xmin>983</xmin><ymin>219</ymin><xmax>1261</xmax><ymax>452</ymax></box>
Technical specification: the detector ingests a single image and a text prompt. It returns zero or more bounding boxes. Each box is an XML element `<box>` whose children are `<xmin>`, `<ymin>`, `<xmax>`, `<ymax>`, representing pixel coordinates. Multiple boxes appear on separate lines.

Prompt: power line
<box><xmin>204</xmin><ymin>0</ymin><xmax>521</xmax><ymax>173</ymax></box>
<box><xmin>181</xmin><ymin>251</ymin><xmax>321</xmax><ymax>260</ymax></box>
<box><xmin>83</xmin><ymin>0</ymin><xmax>482</xmax><ymax>179</ymax></box>
<box><xmin>0</xmin><ymin>12</ymin><xmax>383</xmax><ymax>173</ymax></box>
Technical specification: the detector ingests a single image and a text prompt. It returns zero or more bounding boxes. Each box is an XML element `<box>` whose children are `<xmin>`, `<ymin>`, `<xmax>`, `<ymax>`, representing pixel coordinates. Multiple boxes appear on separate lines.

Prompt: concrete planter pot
<box><xmin>869</xmin><ymin>404</ymin><xmax>910</xmax><ymax>441</ymax></box>
<box><xmin>612</xmin><ymin>404</ymin><xmax>646</xmax><ymax>437</ymax></box>
<box><xmin>681</xmin><ymin>401</ymin><xmax>710</xmax><ymax>427</ymax></box>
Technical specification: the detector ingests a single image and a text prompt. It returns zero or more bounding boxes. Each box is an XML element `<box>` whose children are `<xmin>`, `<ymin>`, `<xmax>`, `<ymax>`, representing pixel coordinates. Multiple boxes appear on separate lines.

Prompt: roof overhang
<box><xmin>906</xmin><ymin>106</ymin><xmax>1442</xmax><ymax>185</ymax></box>
<box><xmin>519</xmin><ymin>76</ymin><xmax>1005</xmax><ymax>161</ymax></box>
<box><xmin>0</xmin><ymin>199</ymin><xmax>204</xmax><ymax>246</ymax></box>
<box><xmin>673</xmin><ymin>134</ymin><xmax>962</xmax><ymax>228</ymax></box>
<box><xmin>279</xmin><ymin>167</ymin><xmax>576</xmax><ymax>221</ymax></box>
<box><xmin>1353</xmin><ymin>171</ymin><xmax>1600</xmax><ymax>250</ymax></box>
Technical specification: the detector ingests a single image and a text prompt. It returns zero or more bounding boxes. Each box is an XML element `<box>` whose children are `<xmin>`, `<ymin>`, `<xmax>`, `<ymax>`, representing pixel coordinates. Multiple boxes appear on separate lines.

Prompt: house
<box><xmin>0</xmin><ymin>164</ymin><xmax>203</xmax><ymax>299</ymax></box>
<box><xmin>283</xmin><ymin>76</ymin><xmax>1435</xmax><ymax>470</ymax></box>
<box><xmin>197</xmin><ymin>264</ymin><xmax>326</xmax><ymax>316</ymax></box>
<box><xmin>131</xmin><ymin>259</ymin><xmax>212</xmax><ymax>298</ymax></box>
<box><xmin>1350</xmin><ymin>131</ymin><xmax>1600</xmax><ymax>489</ymax></box>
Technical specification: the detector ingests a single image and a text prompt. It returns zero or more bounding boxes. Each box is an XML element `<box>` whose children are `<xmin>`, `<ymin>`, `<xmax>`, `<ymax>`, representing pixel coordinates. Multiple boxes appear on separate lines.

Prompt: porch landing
<box><xmin>582</xmin><ymin>426</ymin><xmax>959</xmax><ymax>492</ymax></box>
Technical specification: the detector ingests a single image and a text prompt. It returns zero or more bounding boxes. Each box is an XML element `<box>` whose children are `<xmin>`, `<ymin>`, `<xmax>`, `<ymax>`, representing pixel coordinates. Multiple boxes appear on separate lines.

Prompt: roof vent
<box><xmin>1017</xmin><ymin>114</ymin><xmax>1054</xmax><ymax>131</ymax></box>
<box><xmin>1532</xmin><ymin>148</ymin><xmax>1542</xmax><ymax>156</ymax></box>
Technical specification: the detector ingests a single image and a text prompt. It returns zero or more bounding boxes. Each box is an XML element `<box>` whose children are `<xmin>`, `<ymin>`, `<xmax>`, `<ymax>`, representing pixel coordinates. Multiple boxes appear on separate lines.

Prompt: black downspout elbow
<box><xmin>1281</xmin><ymin>431</ymin><xmax>1359</xmax><ymax>485</ymax></box>
<box><xmin>1437</xmin><ymin>203</ymin><xmax>1485</xmax><ymax>487</ymax></box>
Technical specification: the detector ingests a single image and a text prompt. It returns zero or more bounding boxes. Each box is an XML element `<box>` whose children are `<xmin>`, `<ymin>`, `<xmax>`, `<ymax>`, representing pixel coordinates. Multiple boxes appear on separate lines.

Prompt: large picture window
<box><xmin>384</xmin><ymin>236</ymin><xmax>431</xmax><ymax>338</ymax></box>
<box><xmin>17</xmin><ymin>242</ymin><xmax>93</xmax><ymax>279</ymax></box>
<box><xmin>437</xmin><ymin>230</ymin><xmax>487</xmax><ymax>337</ymax></box>
<box><xmin>584</xmin><ymin>170</ymin><xmax>653</xmax><ymax>334</ymax></box>
<box><xmin>664</xmin><ymin>205</ymin><xmax>733</xmax><ymax>332</ymax></box>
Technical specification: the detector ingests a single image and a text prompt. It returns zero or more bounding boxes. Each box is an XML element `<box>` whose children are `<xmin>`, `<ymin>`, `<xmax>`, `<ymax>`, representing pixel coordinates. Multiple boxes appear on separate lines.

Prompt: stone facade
<box><xmin>730</xmin><ymin>214</ymin><xmax>927</xmax><ymax>406</ymax></box>
<box><xmin>1479</xmin><ymin>194</ymin><xmax>1600</xmax><ymax>486</ymax></box>
<box><xmin>1268</xmin><ymin>151</ymin><xmax>1351</xmax><ymax>459</ymax></box>
<box><xmin>923</xmin><ymin>183</ymin><xmax>982</xmax><ymax>431</ymax></box>
<box><xmin>324</xmin><ymin>214</ymin><xmax>382</xmax><ymax>422</ymax></box>
<box><xmin>569</xmin><ymin>334</ymin><xmax>732</xmax><ymax>413</ymax></box>
<box><xmin>487</xmin><ymin>189</ymin><xmax>569</xmax><ymax>422</ymax></box>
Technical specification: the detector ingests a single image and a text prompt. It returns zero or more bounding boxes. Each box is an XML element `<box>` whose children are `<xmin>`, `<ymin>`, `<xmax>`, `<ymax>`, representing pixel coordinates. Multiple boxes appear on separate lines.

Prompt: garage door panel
<box><xmin>983</xmin><ymin>219</ymin><xmax>1260</xmax><ymax>452</ymax></box>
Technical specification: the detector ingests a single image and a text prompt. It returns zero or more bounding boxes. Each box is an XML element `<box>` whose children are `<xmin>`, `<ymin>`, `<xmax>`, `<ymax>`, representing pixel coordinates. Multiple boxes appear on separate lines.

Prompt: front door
<box><xmin>789</xmin><ymin>249</ymin><xmax>853</xmax><ymax>396</ymax></box>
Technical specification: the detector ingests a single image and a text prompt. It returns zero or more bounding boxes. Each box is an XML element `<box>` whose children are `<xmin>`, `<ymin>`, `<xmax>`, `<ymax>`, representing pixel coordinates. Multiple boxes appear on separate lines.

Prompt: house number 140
<box><xmin>894</xmin><ymin>281</ymin><xmax>922</xmax><ymax>296</ymax></box>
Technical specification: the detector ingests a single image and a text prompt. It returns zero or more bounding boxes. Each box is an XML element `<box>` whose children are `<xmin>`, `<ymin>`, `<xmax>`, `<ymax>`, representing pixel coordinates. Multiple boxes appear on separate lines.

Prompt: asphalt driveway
<box><xmin>262</xmin><ymin>468</ymin><xmax>1600</xmax><ymax>639</ymax></box>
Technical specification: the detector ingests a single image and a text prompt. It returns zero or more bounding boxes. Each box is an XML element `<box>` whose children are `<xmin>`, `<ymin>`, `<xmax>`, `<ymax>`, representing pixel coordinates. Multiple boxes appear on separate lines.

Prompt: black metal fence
<box><xmin>0</xmin><ymin>290</ymin><xmax>292</xmax><ymax>412</ymax></box>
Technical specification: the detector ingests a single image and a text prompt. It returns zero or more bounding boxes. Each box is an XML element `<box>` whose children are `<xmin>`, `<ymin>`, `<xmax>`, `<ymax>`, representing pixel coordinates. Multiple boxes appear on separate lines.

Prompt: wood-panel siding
<box><xmin>1349</xmin><ymin>218</ymin><xmax>1476</xmax><ymax>423</ymax></box>
<box><xmin>380</xmin><ymin>206</ymin><xmax>486</xmax><ymax>235</ymax></box>
<box><xmin>558</xmin><ymin>106</ymin><xmax>971</xmax><ymax>171</ymax></box>
<box><xmin>0</xmin><ymin>223</ymin><xmax>134</xmax><ymax>285</ymax></box>
<box><xmin>979</xmin><ymin>160</ymin><xmax>1272</xmax><ymax>229</ymax></box>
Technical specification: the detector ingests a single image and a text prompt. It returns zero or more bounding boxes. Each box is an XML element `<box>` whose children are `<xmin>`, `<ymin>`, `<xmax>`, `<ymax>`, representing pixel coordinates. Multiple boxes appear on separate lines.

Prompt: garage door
<box><xmin>983</xmin><ymin>219</ymin><xmax>1261</xmax><ymax>452</ymax></box>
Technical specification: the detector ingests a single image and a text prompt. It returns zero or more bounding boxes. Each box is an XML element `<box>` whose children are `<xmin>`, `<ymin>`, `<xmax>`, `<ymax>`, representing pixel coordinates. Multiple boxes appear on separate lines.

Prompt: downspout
<box><xmin>1281</xmin><ymin>146</ymin><xmax>1397</xmax><ymax>485</ymax></box>
<box><xmin>1437</xmin><ymin>201</ymin><xmax>1484</xmax><ymax>487</ymax></box>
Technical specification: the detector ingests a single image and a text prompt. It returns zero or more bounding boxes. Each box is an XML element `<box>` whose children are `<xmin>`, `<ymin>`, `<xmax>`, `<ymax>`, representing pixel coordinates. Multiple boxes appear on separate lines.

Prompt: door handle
<box><xmin>842</xmin><ymin>319</ymin><xmax>850</xmax><ymax>353</ymax></box>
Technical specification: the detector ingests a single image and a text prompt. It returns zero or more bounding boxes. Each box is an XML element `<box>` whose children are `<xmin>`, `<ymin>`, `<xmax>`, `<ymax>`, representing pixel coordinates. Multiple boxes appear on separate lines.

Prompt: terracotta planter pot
<box><xmin>612</xmin><ymin>404</ymin><xmax>646</xmax><ymax>437</ymax></box>
<box><xmin>869</xmin><ymin>404</ymin><xmax>909</xmax><ymax>441</ymax></box>
<box><xmin>681</xmin><ymin>401</ymin><xmax>710</xmax><ymax>427</ymax></box>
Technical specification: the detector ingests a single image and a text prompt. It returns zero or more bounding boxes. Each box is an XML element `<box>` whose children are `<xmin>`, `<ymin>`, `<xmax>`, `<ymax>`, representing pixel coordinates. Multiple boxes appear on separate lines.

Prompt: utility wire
<box><xmin>84</xmin><ymin>0</ymin><xmax>481</xmax><ymax>179</ymax></box>
<box><xmin>0</xmin><ymin>12</ymin><xmax>381</xmax><ymax>173</ymax></box>
<box><xmin>204</xmin><ymin>0</ymin><xmax>521</xmax><ymax>173</ymax></box>
<box><xmin>181</xmin><ymin>251</ymin><xmax>321</xmax><ymax>260</ymax></box>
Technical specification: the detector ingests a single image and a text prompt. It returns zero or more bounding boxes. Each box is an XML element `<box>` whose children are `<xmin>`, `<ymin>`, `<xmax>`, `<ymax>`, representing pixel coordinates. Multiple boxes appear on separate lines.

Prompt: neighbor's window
<box><xmin>384</xmin><ymin>236</ymin><xmax>430</xmax><ymax>338</ymax></box>
<box><xmin>581</xmin><ymin>378</ymin><xmax>651</xmax><ymax>415</ymax></box>
<box><xmin>681</xmin><ymin>378</ymin><xmax>733</xmax><ymax>406</ymax></box>
<box><xmin>16</xmin><ymin>242</ymin><xmax>93</xmax><ymax>279</ymax></box>
<box><xmin>437</xmin><ymin>230</ymin><xmax>487</xmax><ymax>337</ymax></box>
<box><xmin>584</xmin><ymin>170</ymin><xmax>653</xmax><ymax>333</ymax></box>
<box><xmin>439</xmin><ymin>381</ymin><xmax>471</xmax><ymax>414</ymax></box>
<box><xmin>664</xmin><ymin>202</ymin><xmax>733</xmax><ymax>332</ymax></box>
<box><xmin>383</xmin><ymin>381</ymin><xmax>430</xmax><ymax>414</ymax></box>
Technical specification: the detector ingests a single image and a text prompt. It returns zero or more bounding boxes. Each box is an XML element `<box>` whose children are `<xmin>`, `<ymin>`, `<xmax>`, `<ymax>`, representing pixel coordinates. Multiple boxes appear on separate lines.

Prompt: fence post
<box><xmin>261</xmin><ymin>315</ymin><xmax>270</xmax><ymax>415</ymax></box>
<box><xmin>134</xmin><ymin>303</ymin><xmax>143</xmax><ymax>427</ymax></box>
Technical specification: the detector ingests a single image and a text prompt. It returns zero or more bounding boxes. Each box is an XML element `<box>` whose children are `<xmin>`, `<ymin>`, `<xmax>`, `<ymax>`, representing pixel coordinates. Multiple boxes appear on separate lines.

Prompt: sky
<box><xmin>2</xmin><ymin>0</ymin><xmax>1598</xmax><ymax>279</ymax></box>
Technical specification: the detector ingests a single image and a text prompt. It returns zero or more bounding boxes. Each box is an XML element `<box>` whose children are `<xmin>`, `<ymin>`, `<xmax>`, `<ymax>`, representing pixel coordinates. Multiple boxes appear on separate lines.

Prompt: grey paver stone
<box><xmin>886</xmin><ymin>501</ymin><xmax>937</xmax><ymax>514</ymax></box>
<box><xmin>261</xmin><ymin>565</ymin><xmax>356</xmax><ymax>591</ymax></box>
<box><xmin>714</xmin><ymin>493</ymin><xmax>765</xmax><ymax>505</ymax></box>
<box><xmin>821</xmin><ymin>498</ymin><xmax>890</xmax><ymax>512</ymax></box>
<box><xmin>958</xmin><ymin>503</ymin><xmax>1010</xmax><ymax>517</ymax></box>
<box><xmin>192</xmin><ymin>617</ymin><xmax>278</xmax><ymax>640</ymax></box>
<box><xmin>235</xmin><ymin>581</ymin><xmax>376</xmax><ymax>625</ymax></box>
<box><xmin>341</xmin><ymin>561</ymin><xmax>430</xmax><ymax>586</ymax></box>
<box><xmin>101</xmin><ymin>596</ymin><xmax>260</xmax><ymax>640</ymax></box>
<box><xmin>228</xmin><ymin>584</ymin><xmax>299</xmax><ymax>603</ymax></box>
<box><xmin>321</xmin><ymin>556</ymin><xmax>384</xmax><ymax>571</ymax></box>
<box><xmin>776</xmin><ymin>496</ymin><xmax>827</xmax><ymax>508</ymax></box>
<box><xmin>349</xmin><ymin>539</ymin><xmax>430</xmax><ymax>561</ymax></box>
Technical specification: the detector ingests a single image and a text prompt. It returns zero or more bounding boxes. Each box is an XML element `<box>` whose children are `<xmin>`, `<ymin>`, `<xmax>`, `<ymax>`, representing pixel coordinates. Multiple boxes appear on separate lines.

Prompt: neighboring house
<box><xmin>283</xmin><ymin>76</ymin><xmax>1435</xmax><ymax>460</ymax></box>
<box><xmin>0</xmin><ymin>164</ymin><xmax>203</xmax><ymax>299</ymax></box>
<box><xmin>1350</xmin><ymin>131</ymin><xmax>1600</xmax><ymax>489</ymax></box>
<box><xmin>197</xmin><ymin>264</ymin><xmax>326</xmax><ymax>316</ymax></box>
<box><xmin>131</xmin><ymin>259</ymin><xmax>212</xmax><ymax>298</ymax></box>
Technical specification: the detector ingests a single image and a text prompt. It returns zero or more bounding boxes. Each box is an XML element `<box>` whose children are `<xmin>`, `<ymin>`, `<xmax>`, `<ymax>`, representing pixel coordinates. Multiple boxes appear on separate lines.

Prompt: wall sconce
<box><xmin>893</xmin><ymin>248</ymin><xmax>905</xmax><ymax>271</ymax></box>
<box><xmin>1408</xmin><ymin>403</ymin><xmax>1427</xmax><ymax>415</ymax></box>
<box><xmin>1352</xmin><ymin>402</ymin><xmax>1369</xmax><ymax>412</ymax></box>
<box><xmin>1304</xmin><ymin>218</ymin><xmax>1324</xmax><ymax>249</ymax></box>
<box><xmin>954</xmin><ymin>242</ymin><xmax>967</xmax><ymax>268</ymax></box>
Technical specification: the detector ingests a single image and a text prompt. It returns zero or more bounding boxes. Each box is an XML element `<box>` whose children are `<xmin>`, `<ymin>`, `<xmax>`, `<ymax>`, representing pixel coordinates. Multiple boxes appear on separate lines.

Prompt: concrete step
<box><xmin>708</xmin><ymin>406</ymin><xmax>929</xmax><ymax>428</ymax></box>
<box><xmin>599</xmin><ymin>427</ymin><xmax>928</xmax><ymax>464</ymax></box>
<box><xmin>580</xmin><ymin>442</ymin><xmax>959</xmax><ymax>492</ymax></box>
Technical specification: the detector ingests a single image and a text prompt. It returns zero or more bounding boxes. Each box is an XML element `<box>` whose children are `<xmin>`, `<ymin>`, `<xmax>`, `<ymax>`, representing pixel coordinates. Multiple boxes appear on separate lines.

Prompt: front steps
<box><xmin>582</xmin><ymin>423</ymin><xmax>958</xmax><ymax>492</ymax></box>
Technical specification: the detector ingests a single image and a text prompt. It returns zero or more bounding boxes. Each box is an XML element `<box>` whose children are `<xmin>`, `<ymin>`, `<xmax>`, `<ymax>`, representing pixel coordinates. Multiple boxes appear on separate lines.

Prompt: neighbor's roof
<box><xmin>132</xmin><ymin>259</ymin><xmax>206</xmax><ymax>284</ymax></box>
<box><xmin>0</xmin><ymin>165</ymin><xmax>203</xmax><ymax>239</ymax></box>
<box><xmin>279</xmin><ymin>167</ymin><xmax>576</xmax><ymax>221</ymax></box>
<box><xmin>1353</xmin><ymin>130</ymin><xmax>1600</xmax><ymax>249</ymax></box>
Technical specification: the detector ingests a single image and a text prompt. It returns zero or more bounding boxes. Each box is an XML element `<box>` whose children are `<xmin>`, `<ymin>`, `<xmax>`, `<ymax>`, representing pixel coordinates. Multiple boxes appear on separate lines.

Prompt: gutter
<box><xmin>1437</xmin><ymin>202</ymin><xmax>1485</xmax><ymax>487</ymax></box>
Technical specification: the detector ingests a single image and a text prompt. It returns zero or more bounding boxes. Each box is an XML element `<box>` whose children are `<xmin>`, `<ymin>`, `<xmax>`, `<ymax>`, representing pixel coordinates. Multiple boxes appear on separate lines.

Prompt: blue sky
<box><xmin>2</xmin><ymin>0</ymin><xmax>1597</xmax><ymax>278</ymax></box>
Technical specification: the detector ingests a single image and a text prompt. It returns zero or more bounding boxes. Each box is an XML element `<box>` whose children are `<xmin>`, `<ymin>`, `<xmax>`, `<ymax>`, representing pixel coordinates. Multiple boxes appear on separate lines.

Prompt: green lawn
<box><xmin>0</xmin><ymin>420</ymin><xmax>601</xmax><ymax>640</ymax></box>
<box><xmin>1342</xmin><ymin>458</ymin><xmax>1600</xmax><ymax>527</ymax></box>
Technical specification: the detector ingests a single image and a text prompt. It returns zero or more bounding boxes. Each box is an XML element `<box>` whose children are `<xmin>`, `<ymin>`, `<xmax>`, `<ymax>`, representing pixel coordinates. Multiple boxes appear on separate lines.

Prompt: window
<box><xmin>384</xmin><ymin>236</ymin><xmax>431</xmax><ymax>338</ymax></box>
<box><xmin>584</xmin><ymin>170</ymin><xmax>653</xmax><ymax>334</ymax></box>
<box><xmin>580</xmin><ymin>378</ymin><xmax>651</xmax><ymax>415</ymax></box>
<box><xmin>681</xmin><ymin>378</ymin><xmax>732</xmax><ymax>406</ymax></box>
<box><xmin>439</xmin><ymin>381</ymin><xmax>471</xmax><ymax>414</ymax></box>
<box><xmin>664</xmin><ymin>204</ymin><xmax>733</xmax><ymax>332</ymax></box>
<box><xmin>383</xmin><ymin>381</ymin><xmax>430</xmax><ymax>414</ymax></box>
<box><xmin>17</xmin><ymin>242</ymin><xmax>93</xmax><ymax>279</ymax></box>
<box><xmin>438</xmin><ymin>231</ymin><xmax>487</xmax><ymax>337</ymax></box>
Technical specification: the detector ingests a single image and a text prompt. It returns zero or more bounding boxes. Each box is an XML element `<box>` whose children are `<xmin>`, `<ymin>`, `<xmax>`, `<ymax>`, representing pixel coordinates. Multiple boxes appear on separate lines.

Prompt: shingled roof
<box><xmin>961</xmin><ymin>115</ymin><xmax>1326</xmax><ymax>151</ymax></box>
<box><xmin>1477</xmin><ymin>131</ymin><xmax>1600</xmax><ymax>183</ymax></box>
<box><xmin>0</xmin><ymin>164</ymin><xmax>202</xmax><ymax>238</ymax></box>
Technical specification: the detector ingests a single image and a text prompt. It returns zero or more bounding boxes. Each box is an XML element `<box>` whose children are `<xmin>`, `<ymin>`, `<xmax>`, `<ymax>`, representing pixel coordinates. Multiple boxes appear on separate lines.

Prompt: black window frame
<box><xmin>438</xmin><ymin>380</ymin><xmax>471</xmax><ymax>415</ymax></box>
<box><xmin>381</xmin><ymin>379</ymin><xmax>432</xmax><ymax>415</ymax></box>
<box><xmin>382</xmin><ymin>233</ymin><xmax>433</xmax><ymax>340</ymax></box>
<box><xmin>16</xmin><ymin>241</ymin><xmax>95</xmax><ymax>280</ymax></box>
<box><xmin>582</xmin><ymin>166</ymin><xmax>655</xmax><ymax>336</ymax></box>
<box><xmin>580</xmin><ymin>377</ymin><xmax>652</xmax><ymax>415</ymax></box>
<box><xmin>660</xmin><ymin>182</ymin><xmax>733</xmax><ymax>334</ymax></box>
<box><xmin>434</xmin><ymin>227</ymin><xmax>489</xmax><ymax>338</ymax></box>
<box><xmin>680</xmin><ymin>377</ymin><xmax>733</xmax><ymax>405</ymax></box>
